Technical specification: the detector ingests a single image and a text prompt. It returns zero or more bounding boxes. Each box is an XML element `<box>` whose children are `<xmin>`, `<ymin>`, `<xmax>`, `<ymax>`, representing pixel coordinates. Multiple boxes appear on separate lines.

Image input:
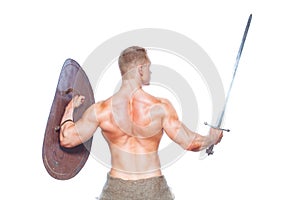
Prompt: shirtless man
<box><xmin>59</xmin><ymin>46</ymin><xmax>223</xmax><ymax>199</ymax></box>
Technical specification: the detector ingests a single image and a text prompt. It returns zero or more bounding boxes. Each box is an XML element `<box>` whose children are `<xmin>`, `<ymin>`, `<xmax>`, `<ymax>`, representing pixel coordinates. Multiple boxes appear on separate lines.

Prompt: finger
<box><xmin>73</xmin><ymin>95</ymin><xmax>85</xmax><ymax>107</ymax></box>
<box><xmin>217</xmin><ymin>134</ymin><xmax>223</xmax><ymax>144</ymax></box>
<box><xmin>80</xmin><ymin>96</ymin><xmax>85</xmax><ymax>103</ymax></box>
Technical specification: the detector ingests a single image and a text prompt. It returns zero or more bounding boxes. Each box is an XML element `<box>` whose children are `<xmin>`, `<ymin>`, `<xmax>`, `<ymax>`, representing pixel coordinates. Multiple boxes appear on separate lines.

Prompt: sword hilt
<box><xmin>204</xmin><ymin>122</ymin><xmax>229</xmax><ymax>156</ymax></box>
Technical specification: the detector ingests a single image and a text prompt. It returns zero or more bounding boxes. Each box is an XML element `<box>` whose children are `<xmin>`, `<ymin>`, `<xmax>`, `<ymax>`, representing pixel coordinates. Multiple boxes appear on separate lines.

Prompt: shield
<box><xmin>42</xmin><ymin>59</ymin><xmax>95</xmax><ymax>180</ymax></box>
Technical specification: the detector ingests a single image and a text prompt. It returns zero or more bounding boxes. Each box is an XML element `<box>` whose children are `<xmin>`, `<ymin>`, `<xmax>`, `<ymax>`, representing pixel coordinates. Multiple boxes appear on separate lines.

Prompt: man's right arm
<box><xmin>160</xmin><ymin>98</ymin><xmax>223</xmax><ymax>152</ymax></box>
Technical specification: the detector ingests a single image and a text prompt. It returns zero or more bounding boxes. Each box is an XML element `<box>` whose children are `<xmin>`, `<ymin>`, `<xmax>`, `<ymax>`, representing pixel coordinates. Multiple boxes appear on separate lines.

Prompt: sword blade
<box><xmin>206</xmin><ymin>14</ymin><xmax>252</xmax><ymax>155</ymax></box>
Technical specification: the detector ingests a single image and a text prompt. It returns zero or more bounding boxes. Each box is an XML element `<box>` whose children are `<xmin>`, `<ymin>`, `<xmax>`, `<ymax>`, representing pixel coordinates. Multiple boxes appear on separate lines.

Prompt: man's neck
<box><xmin>120</xmin><ymin>78</ymin><xmax>142</xmax><ymax>94</ymax></box>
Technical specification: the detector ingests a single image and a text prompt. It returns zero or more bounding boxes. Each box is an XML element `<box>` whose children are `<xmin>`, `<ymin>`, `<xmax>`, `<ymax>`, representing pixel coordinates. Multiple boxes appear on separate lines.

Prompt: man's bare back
<box><xmin>59</xmin><ymin>46</ymin><xmax>223</xmax><ymax>183</ymax></box>
<box><xmin>99</xmin><ymin>86</ymin><xmax>167</xmax><ymax>179</ymax></box>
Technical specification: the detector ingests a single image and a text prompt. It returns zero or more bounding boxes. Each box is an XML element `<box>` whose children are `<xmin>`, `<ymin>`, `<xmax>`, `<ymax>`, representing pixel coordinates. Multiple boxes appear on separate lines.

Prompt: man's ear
<box><xmin>138</xmin><ymin>66</ymin><xmax>143</xmax><ymax>76</ymax></box>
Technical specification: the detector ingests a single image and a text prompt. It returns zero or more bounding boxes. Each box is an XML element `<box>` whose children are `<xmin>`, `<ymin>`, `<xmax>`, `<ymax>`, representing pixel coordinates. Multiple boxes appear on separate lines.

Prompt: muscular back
<box><xmin>96</xmin><ymin>88</ymin><xmax>167</xmax><ymax>179</ymax></box>
<box><xmin>61</xmin><ymin>86</ymin><xmax>221</xmax><ymax>180</ymax></box>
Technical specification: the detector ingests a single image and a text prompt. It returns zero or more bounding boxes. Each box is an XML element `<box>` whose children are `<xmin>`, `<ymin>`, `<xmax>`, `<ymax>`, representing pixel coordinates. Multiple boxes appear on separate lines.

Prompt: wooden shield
<box><xmin>42</xmin><ymin>59</ymin><xmax>95</xmax><ymax>180</ymax></box>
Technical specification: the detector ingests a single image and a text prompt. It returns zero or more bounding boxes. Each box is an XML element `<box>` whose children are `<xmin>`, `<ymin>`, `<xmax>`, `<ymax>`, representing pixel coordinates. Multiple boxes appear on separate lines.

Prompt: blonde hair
<box><xmin>118</xmin><ymin>46</ymin><xmax>149</xmax><ymax>75</ymax></box>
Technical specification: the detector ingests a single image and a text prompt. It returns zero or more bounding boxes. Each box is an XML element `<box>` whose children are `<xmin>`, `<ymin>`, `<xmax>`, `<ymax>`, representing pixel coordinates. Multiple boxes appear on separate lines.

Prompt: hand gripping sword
<box><xmin>205</xmin><ymin>14</ymin><xmax>252</xmax><ymax>156</ymax></box>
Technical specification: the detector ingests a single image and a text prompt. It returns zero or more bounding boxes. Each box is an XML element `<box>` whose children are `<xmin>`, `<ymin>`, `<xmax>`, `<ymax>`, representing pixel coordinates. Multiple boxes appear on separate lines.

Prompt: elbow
<box><xmin>59</xmin><ymin>130</ymin><xmax>77</xmax><ymax>148</ymax></box>
<box><xmin>60</xmin><ymin>138</ymin><xmax>74</xmax><ymax>148</ymax></box>
<box><xmin>185</xmin><ymin>138</ymin><xmax>204</xmax><ymax>152</ymax></box>
<box><xmin>186</xmin><ymin>143</ymin><xmax>202</xmax><ymax>152</ymax></box>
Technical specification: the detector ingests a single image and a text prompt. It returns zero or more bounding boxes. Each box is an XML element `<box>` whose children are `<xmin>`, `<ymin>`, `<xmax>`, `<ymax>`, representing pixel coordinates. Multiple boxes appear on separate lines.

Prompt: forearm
<box><xmin>61</xmin><ymin>103</ymin><xmax>74</xmax><ymax>124</ymax></box>
<box><xmin>59</xmin><ymin>104</ymin><xmax>78</xmax><ymax>147</ymax></box>
<box><xmin>186</xmin><ymin>134</ymin><xmax>215</xmax><ymax>152</ymax></box>
<box><xmin>174</xmin><ymin>124</ymin><xmax>215</xmax><ymax>152</ymax></box>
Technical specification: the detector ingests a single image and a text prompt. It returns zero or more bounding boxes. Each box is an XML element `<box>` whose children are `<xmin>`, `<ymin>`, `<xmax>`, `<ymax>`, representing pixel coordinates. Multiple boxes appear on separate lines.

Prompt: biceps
<box><xmin>160</xmin><ymin>99</ymin><xmax>196</xmax><ymax>149</ymax></box>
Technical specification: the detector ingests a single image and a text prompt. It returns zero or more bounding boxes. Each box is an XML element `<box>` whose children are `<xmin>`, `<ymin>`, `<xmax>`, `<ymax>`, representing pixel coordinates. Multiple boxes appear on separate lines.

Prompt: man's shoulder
<box><xmin>94</xmin><ymin>97</ymin><xmax>112</xmax><ymax>111</ymax></box>
<box><xmin>142</xmin><ymin>92</ymin><xmax>171</xmax><ymax>107</ymax></box>
<box><xmin>147</xmin><ymin>96</ymin><xmax>174</xmax><ymax>116</ymax></box>
<box><xmin>152</xmin><ymin>97</ymin><xmax>176</xmax><ymax>116</ymax></box>
<box><xmin>154</xmin><ymin>96</ymin><xmax>172</xmax><ymax>107</ymax></box>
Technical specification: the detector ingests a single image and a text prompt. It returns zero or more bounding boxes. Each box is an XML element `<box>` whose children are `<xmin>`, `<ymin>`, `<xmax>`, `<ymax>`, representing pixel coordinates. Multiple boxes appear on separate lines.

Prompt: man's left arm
<box><xmin>59</xmin><ymin>95</ymin><xmax>99</xmax><ymax>148</ymax></box>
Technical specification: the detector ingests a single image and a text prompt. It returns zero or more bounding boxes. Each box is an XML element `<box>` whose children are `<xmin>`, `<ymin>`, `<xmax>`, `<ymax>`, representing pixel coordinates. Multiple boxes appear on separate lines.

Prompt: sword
<box><xmin>205</xmin><ymin>14</ymin><xmax>252</xmax><ymax>156</ymax></box>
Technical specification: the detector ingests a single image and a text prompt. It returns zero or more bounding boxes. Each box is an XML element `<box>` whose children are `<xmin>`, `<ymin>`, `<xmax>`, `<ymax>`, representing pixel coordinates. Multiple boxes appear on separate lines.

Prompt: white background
<box><xmin>1</xmin><ymin>0</ymin><xmax>299</xmax><ymax>199</ymax></box>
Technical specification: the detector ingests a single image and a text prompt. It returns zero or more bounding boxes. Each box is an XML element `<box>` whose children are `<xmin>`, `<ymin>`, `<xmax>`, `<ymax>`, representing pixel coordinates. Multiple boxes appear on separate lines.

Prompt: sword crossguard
<box><xmin>204</xmin><ymin>122</ymin><xmax>230</xmax><ymax>132</ymax></box>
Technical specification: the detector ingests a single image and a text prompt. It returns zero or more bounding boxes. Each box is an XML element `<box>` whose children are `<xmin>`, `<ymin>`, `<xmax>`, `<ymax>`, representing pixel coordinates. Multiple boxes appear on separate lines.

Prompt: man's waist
<box><xmin>109</xmin><ymin>168</ymin><xmax>162</xmax><ymax>180</ymax></box>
